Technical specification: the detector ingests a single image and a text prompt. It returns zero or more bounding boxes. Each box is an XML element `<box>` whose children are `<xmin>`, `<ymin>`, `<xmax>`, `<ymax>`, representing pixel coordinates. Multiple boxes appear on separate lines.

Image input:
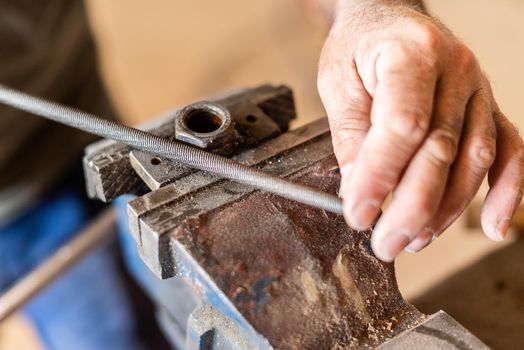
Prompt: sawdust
<box><xmin>173</xmin><ymin>154</ymin><xmax>424</xmax><ymax>349</ymax></box>
<box><xmin>332</xmin><ymin>248</ymin><xmax>373</xmax><ymax>324</ymax></box>
<box><xmin>300</xmin><ymin>271</ymin><xmax>320</xmax><ymax>303</ymax></box>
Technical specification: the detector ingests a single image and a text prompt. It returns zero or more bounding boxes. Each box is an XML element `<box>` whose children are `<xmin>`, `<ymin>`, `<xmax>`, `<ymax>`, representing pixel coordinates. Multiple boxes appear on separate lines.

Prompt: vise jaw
<box><xmin>83</xmin><ymin>85</ymin><xmax>486</xmax><ymax>349</ymax></box>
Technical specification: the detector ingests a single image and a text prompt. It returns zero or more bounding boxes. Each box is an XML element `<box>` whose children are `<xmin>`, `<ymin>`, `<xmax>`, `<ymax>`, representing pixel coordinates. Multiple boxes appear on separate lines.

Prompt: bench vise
<box><xmin>83</xmin><ymin>85</ymin><xmax>488</xmax><ymax>349</ymax></box>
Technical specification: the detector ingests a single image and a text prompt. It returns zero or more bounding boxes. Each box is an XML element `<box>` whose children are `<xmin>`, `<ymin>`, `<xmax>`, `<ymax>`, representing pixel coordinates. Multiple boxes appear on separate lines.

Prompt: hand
<box><xmin>318</xmin><ymin>3</ymin><xmax>524</xmax><ymax>262</ymax></box>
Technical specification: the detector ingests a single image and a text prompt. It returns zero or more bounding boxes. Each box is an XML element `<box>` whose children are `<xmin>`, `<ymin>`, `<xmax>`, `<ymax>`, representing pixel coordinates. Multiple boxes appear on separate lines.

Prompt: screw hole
<box><xmin>151</xmin><ymin>157</ymin><xmax>162</xmax><ymax>165</ymax></box>
<box><xmin>185</xmin><ymin>110</ymin><xmax>223</xmax><ymax>133</ymax></box>
<box><xmin>246</xmin><ymin>115</ymin><xmax>257</xmax><ymax>123</ymax></box>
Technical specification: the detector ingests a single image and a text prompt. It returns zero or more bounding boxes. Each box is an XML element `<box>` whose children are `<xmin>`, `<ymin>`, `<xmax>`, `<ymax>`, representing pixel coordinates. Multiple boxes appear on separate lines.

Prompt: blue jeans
<box><xmin>0</xmin><ymin>188</ymin><xmax>156</xmax><ymax>350</ymax></box>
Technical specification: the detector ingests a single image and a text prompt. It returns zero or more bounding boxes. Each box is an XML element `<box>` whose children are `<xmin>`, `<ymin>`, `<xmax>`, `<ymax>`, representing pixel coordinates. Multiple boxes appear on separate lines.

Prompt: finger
<box><xmin>318</xmin><ymin>60</ymin><xmax>372</xmax><ymax>178</ymax></box>
<box><xmin>481</xmin><ymin>111</ymin><xmax>524</xmax><ymax>241</ymax></box>
<box><xmin>370</xmin><ymin>73</ymin><xmax>467</xmax><ymax>261</ymax></box>
<box><xmin>404</xmin><ymin>228</ymin><xmax>435</xmax><ymax>253</ymax></box>
<box><xmin>405</xmin><ymin>88</ymin><xmax>496</xmax><ymax>252</ymax></box>
<box><xmin>342</xmin><ymin>42</ymin><xmax>439</xmax><ymax>230</ymax></box>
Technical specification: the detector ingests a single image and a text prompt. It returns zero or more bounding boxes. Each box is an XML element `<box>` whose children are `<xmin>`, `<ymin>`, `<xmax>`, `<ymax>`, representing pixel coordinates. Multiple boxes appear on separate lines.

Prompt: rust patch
<box><xmin>173</xmin><ymin>155</ymin><xmax>424</xmax><ymax>349</ymax></box>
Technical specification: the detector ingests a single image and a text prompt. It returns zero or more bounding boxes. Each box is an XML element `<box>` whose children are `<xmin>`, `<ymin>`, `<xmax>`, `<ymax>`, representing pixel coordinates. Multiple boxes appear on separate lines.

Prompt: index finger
<box><xmin>340</xmin><ymin>42</ymin><xmax>439</xmax><ymax>230</ymax></box>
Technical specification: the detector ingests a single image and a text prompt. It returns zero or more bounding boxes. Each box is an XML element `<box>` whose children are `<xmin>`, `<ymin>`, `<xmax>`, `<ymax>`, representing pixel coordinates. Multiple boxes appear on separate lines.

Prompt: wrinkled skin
<box><xmin>317</xmin><ymin>3</ymin><xmax>524</xmax><ymax>261</ymax></box>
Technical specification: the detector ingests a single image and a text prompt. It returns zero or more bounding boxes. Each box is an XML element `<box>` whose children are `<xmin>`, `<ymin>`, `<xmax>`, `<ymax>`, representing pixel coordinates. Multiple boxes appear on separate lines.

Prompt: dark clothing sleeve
<box><xmin>0</xmin><ymin>0</ymin><xmax>113</xmax><ymax>223</ymax></box>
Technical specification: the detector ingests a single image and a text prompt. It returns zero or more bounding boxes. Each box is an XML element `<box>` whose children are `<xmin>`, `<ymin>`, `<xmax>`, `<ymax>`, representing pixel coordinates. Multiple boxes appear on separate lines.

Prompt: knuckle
<box><xmin>516</xmin><ymin>180</ymin><xmax>524</xmax><ymax>200</ymax></box>
<box><xmin>508</xmin><ymin>125</ymin><xmax>524</xmax><ymax>155</ymax></box>
<box><xmin>367</xmin><ymin>165</ymin><xmax>398</xmax><ymax>191</ymax></box>
<box><xmin>414</xmin><ymin>24</ymin><xmax>442</xmax><ymax>56</ymax></box>
<box><xmin>517</xmin><ymin>140</ymin><xmax>524</xmax><ymax>162</ymax></box>
<box><xmin>410</xmin><ymin>198</ymin><xmax>436</xmax><ymax>224</ymax></box>
<box><xmin>504</xmin><ymin>182</ymin><xmax>524</xmax><ymax>208</ymax></box>
<box><xmin>500</xmin><ymin>117</ymin><xmax>524</xmax><ymax>161</ymax></box>
<box><xmin>380</xmin><ymin>41</ymin><xmax>413</xmax><ymax>68</ymax></box>
<box><xmin>332</xmin><ymin>120</ymin><xmax>369</xmax><ymax>151</ymax></box>
<box><xmin>469</xmin><ymin>136</ymin><xmax>497</xmax><ymax>169</ymax></box>
<box><xmin>380</xmin><ymin>39</ymin><xmax>438</xmax><ymax>73</ymax></box>
<box><xmin>417</xmin><ymin>203</ymin><xmax>434</xmax><ymax>221</ymax></box>
<box><xmin>380</xmin><ymin>40</ymin><xmax>407</xmax><ymax>56</ymax></box>
<box><xmin>509</xmin><ymin>132</ymin><xmax>524</xmax><ymax>158</ymax></box>
<box><xmin>424</xmin><ymin>128</ymin><xmax>459</xmax><ymax>166</ymax></box>
<box><xmin>454</xmin><ymin>43</ymin><xmax>478</xmax><ymax>76</ymax></box>
<box><xmin>511</xmin><ymin>180</ymin><xmax>524</xmax><ymax>195</ymax></box>
<box><xmin>387</xmin><ymin>109</ymin><xmax>430</xmax><ymax>141</ymax></box>
<box><xmin>445</xmin><ymin>196</ymin><xmax>468</xmax><ymax>217</ymax></box>
<box><xmin>333</xmin><ymin>110</ymin><xmax>370</xmax><ymax>132</ymax></box>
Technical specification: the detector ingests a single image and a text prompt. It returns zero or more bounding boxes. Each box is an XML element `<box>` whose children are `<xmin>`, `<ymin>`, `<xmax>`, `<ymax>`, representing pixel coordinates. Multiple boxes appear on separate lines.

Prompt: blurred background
<box><xmin>1</xmin><ymin>0</ymin><xmax>523</xmax><ymax>348</ymax></box>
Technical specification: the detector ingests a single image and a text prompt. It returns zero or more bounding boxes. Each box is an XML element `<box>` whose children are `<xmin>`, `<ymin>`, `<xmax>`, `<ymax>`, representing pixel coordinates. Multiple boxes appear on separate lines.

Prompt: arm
<box><xmin>309</xmin><ymin>0</ymin><xmax>524</xmax><ymax>261</ymax></box>
<box><xmin>303</xmin><ymin>0</ymin><xmax>426</xmax><ymax>23</ymax></box>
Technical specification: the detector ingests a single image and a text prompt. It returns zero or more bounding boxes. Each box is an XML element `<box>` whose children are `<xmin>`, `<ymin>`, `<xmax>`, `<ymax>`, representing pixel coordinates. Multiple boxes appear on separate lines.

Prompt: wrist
<box><xmin>332</xmin><ymin>0</ymin><xmax>427</xmax><ymax>23</ymax></box>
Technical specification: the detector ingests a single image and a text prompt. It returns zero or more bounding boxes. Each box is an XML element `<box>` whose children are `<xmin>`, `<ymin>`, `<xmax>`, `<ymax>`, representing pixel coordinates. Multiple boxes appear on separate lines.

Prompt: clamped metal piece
<box><xmin>83</xmin><ymin>85</ymin><xmax>293</xmax><ymax>202</ymax></box>
<box><xmin>174</xmin><ymin>101</ymin><xmax>238</xmax><ymax>155</ymax></box>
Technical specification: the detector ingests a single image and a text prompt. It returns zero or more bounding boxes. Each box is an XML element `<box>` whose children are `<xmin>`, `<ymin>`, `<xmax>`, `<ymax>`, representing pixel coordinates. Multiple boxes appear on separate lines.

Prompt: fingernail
<box><xmin>404</xmin><ymin>228</ymin><xmax>436</xmax><ymax>253</ymax></box>
<box><xmin>338</xmin><ymin>180</ymin><xmax>349</xmax><ymax>199</ymax></box>
<box><xmin>372</xmin><ymin>229</ymin><xmax>411</xmax><ymax>262</ymax></box>
<box><xmin>495</xmin><ymin>217</ymin><xmax>512</xmax><ymax>241</ymax></box>
<box><xmin>404</xmin><ymin>246</ymin><xmax>417</xmax><ymax>254</ymax></box>
<box><xmin>350</xmin><ymin>199</ymin><xmax>380</xmax><ymax>230</ymax></box>
<box><xmin>338</xmin><ymin>165</ymin><xmax>353</xmax><ymax>198</ymax></box>
<box><xmin>340</xmin><ymin>163</ymin><xmax>353</xmax><ymax>179</ymax></box>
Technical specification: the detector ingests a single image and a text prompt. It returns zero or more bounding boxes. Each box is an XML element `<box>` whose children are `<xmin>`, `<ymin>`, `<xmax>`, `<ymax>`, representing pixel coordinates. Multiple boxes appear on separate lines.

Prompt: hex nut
<box><xmin>174</xmin><ymin>102</ymin><xmax>239</xmax><ymax>154</ymax></box>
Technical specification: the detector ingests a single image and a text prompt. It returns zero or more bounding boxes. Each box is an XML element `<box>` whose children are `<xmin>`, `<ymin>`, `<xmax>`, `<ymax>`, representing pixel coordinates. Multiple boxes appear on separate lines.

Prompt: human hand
<box><xmin>317</xmin><ymin>2</ymin><xmax>524</xmax><ymax>261</ymax></box>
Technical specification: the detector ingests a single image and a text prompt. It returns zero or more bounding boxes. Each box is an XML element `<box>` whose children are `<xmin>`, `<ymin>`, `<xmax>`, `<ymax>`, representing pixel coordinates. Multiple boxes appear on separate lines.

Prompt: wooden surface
<box><xmin>1</xmin><ymin>0</ymin><xmax>523</xmax><ymax>348</ymax></box>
